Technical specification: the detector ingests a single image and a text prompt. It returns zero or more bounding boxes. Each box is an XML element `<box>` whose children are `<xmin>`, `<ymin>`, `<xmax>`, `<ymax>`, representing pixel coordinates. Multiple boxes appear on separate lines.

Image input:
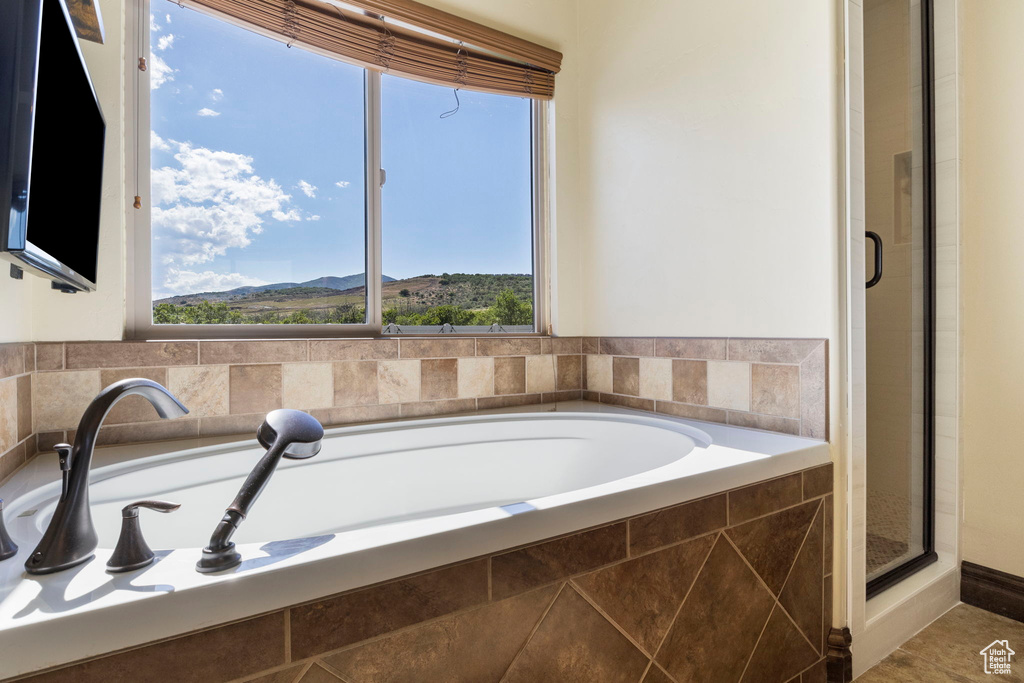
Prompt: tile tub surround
<box><xmin>0</xmin><ymin>344</ymin><xmax>36</xmax><ymax>485</ymax></box>
<box><xmin>584</xmin><ymin>338</ymin><xmax>828</xmax><ymax>439</ymax></box>
<box><xmin>0</xmin><ymin>337</ymin><xmax>827</xmax><ymax>483</ymax></box>
<box><xmin>7</xmin><ymin>463</ymin><xmax>834</xmax><ymax>683</ymax></box>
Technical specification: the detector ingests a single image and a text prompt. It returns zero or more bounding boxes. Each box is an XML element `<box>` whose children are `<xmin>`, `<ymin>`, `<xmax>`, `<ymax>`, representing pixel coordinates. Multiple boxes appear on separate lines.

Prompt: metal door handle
<box><xmin>866</xmin><ymin>231</ymin><xmax>883</xmax><ymax>288</ymax></box>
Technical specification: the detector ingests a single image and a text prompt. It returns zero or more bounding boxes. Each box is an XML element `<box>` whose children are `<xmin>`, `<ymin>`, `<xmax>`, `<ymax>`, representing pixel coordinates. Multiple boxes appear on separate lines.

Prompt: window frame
<box><xmin>126</xmin><ymin>0</ymin><xmax>550</xmax><ymax>340</ymax></box>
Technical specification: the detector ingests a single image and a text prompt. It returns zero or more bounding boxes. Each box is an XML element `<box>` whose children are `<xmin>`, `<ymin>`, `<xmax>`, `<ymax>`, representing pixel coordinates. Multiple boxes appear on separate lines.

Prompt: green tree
<box><xmin>491</xmin><ymin>289</ymin><xmax>532</xmax><ymax>325</ymax></box>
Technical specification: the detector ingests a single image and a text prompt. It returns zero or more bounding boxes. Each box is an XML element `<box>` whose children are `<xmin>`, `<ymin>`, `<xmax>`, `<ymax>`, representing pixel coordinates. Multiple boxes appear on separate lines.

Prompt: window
<box><xmin>381</xmin><ymin>75</ymin><xmax>535</xmax><ymax>333</ymax></box>
<box><xmin>133</xmin><ymin>2</ymin><xmax>546</xmax><ymax>337</ymax></box>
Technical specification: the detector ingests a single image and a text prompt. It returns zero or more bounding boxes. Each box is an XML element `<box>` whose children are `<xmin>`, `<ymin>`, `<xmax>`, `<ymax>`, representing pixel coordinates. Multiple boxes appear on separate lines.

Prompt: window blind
<box><xmin>169</xmin><ymin>0</ymin><xmax>561</xmax><ymax>99</ymax></box>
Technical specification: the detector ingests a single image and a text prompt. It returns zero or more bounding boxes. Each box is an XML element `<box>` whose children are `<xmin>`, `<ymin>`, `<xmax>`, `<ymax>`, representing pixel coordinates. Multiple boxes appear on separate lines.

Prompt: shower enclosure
<box><xmin>863</xmin><ymin>0</ymin><xmax>936</xmax><ymax>596</ymax></box>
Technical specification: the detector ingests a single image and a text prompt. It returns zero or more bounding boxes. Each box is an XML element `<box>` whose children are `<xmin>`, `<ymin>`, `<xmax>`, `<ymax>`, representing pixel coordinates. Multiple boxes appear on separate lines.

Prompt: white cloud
<box><xmin>151</xmin><ymin>139</ymin><xmax>299</xmax><ymax>270</ymax></box>
<box><xmin>150</xmin><ymin>14</ymin><xmax>161</xmax><ymax>31</ymax></box>
<box><xmin>159</xmin><ymin>269</ymin><xmax>268</xmax><ymax>297</ymax></box>
<box><xmin>211</xmin><ymin>88</ymin><xmax>224</xmax><ymax>101</ymax></box>
<box><xmin>151</xmin><ymin>131</ymin><xmax>171</xmax><ymax>152</ymax></box>
<box><xmin>149</xmin><ymin>53</ymin><xmax>175</xmax><ymax>90</ymax></box>
<box><xmin>297</xmin><ymin>180</ymin><xmax>317</xmax><ymax>198</ymax></box>
<box><xmin>306</xmin><ymin>215</ymin><xmax>321</xmax><ymax>221</ymax></box>
<box><xmin>334</xmin><ymin>180</ymin><xmax>351</xmax><ymax>189</ymax></box>
<box><xmin>166</xmin><ymin>13</ymin><xmax>172</xmax><ymax>23</ymax></box>
<box><xmin>157</xmin><ymin>33</ymin><xmax>175</xmax><ymax>51</ymax></box>
<box><xmin>197</xmin><ymin>108</ymin><xmax>221</xmax><ymax>117</ymax></box>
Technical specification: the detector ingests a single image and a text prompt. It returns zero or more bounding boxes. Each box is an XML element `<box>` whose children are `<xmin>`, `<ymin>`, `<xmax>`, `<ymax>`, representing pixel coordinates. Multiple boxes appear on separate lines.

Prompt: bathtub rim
<box><xmin>0</xmin><ymin>400</ymin><xmax>830</xmax><ymax>679</ymax></box>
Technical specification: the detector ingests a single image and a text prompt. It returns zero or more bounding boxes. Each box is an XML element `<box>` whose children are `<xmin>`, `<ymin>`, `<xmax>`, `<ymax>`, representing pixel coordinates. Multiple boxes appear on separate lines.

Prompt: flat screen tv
<box><xmin>0</xmin><ymin>0</ymin><xmax>105</xmax><ymax>292</ymax></box>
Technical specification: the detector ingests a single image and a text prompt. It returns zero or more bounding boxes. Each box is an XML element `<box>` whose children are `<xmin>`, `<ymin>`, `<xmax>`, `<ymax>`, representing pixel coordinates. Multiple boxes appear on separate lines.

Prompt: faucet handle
<box><xmin>106</xmin><ymin>500</ymin><xmax>180</xmax><ymax>573</ymax></box>
<box><xmin>54</xmin><ymin>444</ymin><xmax>72</xmax><ymax>499</ymax></box>
<box><xmin>125</xmin><ymin>500</ymin><xmax>181</xmax><ymax>515</ymax></box>
<box><xmin>54</xmin><ymin>444</ymin><xmax>72</xmax><ymax>471</ymax></box>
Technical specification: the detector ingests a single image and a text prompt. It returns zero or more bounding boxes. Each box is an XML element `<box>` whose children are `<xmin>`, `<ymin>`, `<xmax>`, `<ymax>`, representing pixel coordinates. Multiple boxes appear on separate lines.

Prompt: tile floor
<box><xmin>857</xmin><ymin>603</ymin><xmax>1024</xmax><ymax>682</ymax></box>
<box><xmin>866</xmin><ymin>491</ymin><xmax>912</xmax><ymax>577</ymax></box>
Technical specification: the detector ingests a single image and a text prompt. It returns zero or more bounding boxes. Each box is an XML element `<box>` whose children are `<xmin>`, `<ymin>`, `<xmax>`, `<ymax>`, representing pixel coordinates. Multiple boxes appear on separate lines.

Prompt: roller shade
<box><xmin>169</xmin><ymin>0</ymin><xmax>561</xmax><ymax>99</ymax></box>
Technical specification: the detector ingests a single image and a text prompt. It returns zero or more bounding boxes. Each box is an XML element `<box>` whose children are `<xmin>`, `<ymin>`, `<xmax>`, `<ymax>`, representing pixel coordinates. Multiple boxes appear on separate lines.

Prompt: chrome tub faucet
<box><xmin>25</xmin><ymin>378</ymin><xmax>189</xmax><ymax>575</ymax></box>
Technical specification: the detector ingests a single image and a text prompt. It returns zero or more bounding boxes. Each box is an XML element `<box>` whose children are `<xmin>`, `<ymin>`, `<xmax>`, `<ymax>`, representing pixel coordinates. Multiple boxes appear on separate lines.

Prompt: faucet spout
<box><xmin>25</xmin><ymin>378</ymin><xmax>188</xmax><ymax>575</ymax></box>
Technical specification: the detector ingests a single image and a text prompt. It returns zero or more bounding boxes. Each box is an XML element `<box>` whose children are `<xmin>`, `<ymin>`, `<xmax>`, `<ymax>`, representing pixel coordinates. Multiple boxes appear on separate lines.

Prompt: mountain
<box><xmin>155</xmin><ymin>273</ymin><xmax>396</xmax><ymax>305</ymax></box>
<box><xmin>301</xmin><ymin>274</ymin><xmax>396</xmax><ymax>290</ymax></box>
<box><xmin>152</xmin><ymin>272</ymin><xmax>535</xmax><ymax>324</ymax></box>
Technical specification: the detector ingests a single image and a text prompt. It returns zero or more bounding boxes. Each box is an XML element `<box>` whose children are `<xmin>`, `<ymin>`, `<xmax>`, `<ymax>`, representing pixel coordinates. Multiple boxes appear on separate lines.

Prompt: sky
<box><xmin>149</xmin><ymin>6</ymin><xmax>534</xmax><ymax>299</ymax></box>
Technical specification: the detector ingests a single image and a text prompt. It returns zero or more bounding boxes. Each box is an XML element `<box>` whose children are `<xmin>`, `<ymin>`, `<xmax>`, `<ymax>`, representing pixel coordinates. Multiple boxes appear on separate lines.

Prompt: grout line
<box><xmin>316</xmin><ymin>659</ymin><xmax>354</xmax><ymax>682</ymax></box>
<box><xmin>293</xmin><ymin>662</ymin><xmax>317</xmax><ymax>683</ymax></box>
<box><xmin>777</xmin><ymin>592</ymin><xmax>822</xmax><ymax>662</ymax></box>
<box><xmin>791</xmin><ymin>655</ymin><xmax>826</xmax><ymax>681</ymax></box>
<box><xmin>722</xmin><ymin>531</ymin><xmax>786</xmax><ymax>604</ymax></box>
<box><xmin>497</xmin><ymin>582</ymin><xmax>565</xmax><ymax>683</ymax></box>
<box><xmin>766</xmin><ymin>501</ymin><xmax>826</xmax><ymax>657</ymax></box>
<box><xmin>284</xmin><ymin>609</ymin><xmax>291</xmax><ymax>662</ymax></box>
<box><xmin>570</xmin><ymin>579</ymin><xmax>655</xmax><ymax>658</ymax></box>
<box><xmin>647</xmin><ymin>661</ymin><xmax>682</xmax><ymax>683</ymax></box>
<box><xmin>222</xmin><ymin>659</ymin><xmax>313</xmax><ymax>683</ymax></box>
<box><xmin>648</xmin><ymin>531</ymin><xmax>719</xmax><ymax>665</ymax></box>
<box><xmin>774</xmin><ymin>499</ymin><xmax>823</xmax><ymax>603</ymax></box>
<box><xmin>821</xmin><ymin>552</ymin><xmax>827</xmax><ymax>654</ymax></box>
<box><xmin>737</xmin><ymin>603</ymin><xmax>776</xmax><ymax>682</ymax></box>
<box><xmin>289</xmin><ymin>589</ymin><xmax>498</xmax><ymax>665</ymax></box>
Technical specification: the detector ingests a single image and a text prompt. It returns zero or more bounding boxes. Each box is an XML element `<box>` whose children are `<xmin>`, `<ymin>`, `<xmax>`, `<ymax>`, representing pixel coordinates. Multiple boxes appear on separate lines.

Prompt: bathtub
<box><xmin>0</xmin><ymin>401</ymin><xmax>829</xmax><ymax>678</ymax></box>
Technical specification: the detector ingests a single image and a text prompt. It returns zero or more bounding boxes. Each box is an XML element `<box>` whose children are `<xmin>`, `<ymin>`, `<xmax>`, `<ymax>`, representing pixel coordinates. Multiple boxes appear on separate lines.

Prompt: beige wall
<box><xmin>961</xmin><ymin>0</ymin><xmax>1024</xmax><ymax>576</ymax></box>
<box><xmin>0</xmin><ymin>274</ymin><xmax>32</xmax><ymax>343</ymax></box>
<box><xmin>575</xmin><ymin>0</ymin><xmax>841</xmax><ymax>338</ymax></box>
<box><xmin>26</xmin><ymin>0</ymin><xmax>127</xmax><ymax>341</ymax></box>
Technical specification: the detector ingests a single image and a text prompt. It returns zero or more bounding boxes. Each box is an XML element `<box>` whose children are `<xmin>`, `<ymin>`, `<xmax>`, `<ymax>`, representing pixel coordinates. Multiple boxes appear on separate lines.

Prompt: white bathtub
<box><xmin>0</xmin><ymin>401</ymin><xmax>828</xmax><ymax>677</ymax></box>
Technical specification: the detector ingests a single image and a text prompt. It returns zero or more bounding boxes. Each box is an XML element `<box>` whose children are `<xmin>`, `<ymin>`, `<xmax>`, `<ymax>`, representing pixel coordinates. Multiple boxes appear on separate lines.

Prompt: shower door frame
<box><xmin>841</xmin><ymin>0</ymin><xmax>961</xmax><ymax>674</ymax></box>
<box><xmin>863</xmin><ymin>0</ymin><xmax>938</xmax><ymax>600</ymax></box>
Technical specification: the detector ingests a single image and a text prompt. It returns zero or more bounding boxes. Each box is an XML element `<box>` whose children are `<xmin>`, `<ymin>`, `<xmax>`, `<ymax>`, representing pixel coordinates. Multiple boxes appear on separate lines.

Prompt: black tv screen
<box><xmin>0</xmin><ymin>0</ymin><xmax>105</xmax><ymax>291</ymax></box>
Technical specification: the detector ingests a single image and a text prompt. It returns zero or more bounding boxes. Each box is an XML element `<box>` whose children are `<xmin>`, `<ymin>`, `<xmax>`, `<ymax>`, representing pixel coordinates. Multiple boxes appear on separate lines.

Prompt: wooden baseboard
<box><xmin>826</xmin><ymin>627</ymin><xmax>853</xmax><ymax>683</ymax></box>
<box><xmin>962</xmin><ymin>561</ymin><xmax>1024</xmax><ymax>624</ymax></box>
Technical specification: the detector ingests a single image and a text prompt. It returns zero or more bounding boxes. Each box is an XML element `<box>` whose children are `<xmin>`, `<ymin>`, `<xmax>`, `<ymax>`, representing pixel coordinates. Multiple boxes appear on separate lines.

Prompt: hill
<box><xmin>155</xmin><ymin>273</ymin><xmax>396</xmax><ymax>306</ymax></box>
<box><xmin>152</xmin><ymin>272</ymin><xmax>534</xmax><ymax>325</ymax></box>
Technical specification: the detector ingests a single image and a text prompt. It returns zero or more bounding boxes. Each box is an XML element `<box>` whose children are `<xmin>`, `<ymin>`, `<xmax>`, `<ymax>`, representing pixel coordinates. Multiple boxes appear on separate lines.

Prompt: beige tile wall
<box><xmin>0</xmin><ymin>344</ymin><xmax>36</xmax><ymax>485</ymax></box>
<box><xmin>583</xmin><ymin>338</ymin><xmax>828</xmax><ymax>439</ymax></box>
<box><xmin>0</xmin><ymin>337</ymin><xmax>827</xmax><ymax>484</ymax></box>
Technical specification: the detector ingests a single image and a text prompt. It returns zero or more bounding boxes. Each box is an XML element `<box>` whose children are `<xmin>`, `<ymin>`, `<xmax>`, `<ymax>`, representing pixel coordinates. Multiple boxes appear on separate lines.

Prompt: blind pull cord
<box><xmin>441</xmin><ymin>44</ymin><xmax>467</xmax><ymax>119</ymax></box>
<box><xmin>439</xmin><ymin>89</ymin><xmax>460</xmax><ymax>119</ymax></box>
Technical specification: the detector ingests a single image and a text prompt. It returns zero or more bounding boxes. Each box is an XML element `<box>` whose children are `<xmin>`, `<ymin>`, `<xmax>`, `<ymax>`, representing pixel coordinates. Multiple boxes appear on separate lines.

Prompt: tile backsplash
<box><xmin>0</xmin><ymin>344</ymin><xmax>36</xmax><ymax>483</ymax></box>
<box><xmin>0</xmin><ymin>337</ymin><xmax>827</xmax><ymax>482</ymax></box>
<box><xmin>583</xmin><ymin>337</ymin><xmax>827</xmax><ymax>440</ymax></box>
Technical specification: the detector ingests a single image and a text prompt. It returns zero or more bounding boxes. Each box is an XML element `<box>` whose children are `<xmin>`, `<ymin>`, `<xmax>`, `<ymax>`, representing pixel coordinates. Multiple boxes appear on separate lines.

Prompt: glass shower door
<box><xmin>863</xmin><ymin>0</ymin><xmax>936</xmax><ymax>594</ymax></box>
